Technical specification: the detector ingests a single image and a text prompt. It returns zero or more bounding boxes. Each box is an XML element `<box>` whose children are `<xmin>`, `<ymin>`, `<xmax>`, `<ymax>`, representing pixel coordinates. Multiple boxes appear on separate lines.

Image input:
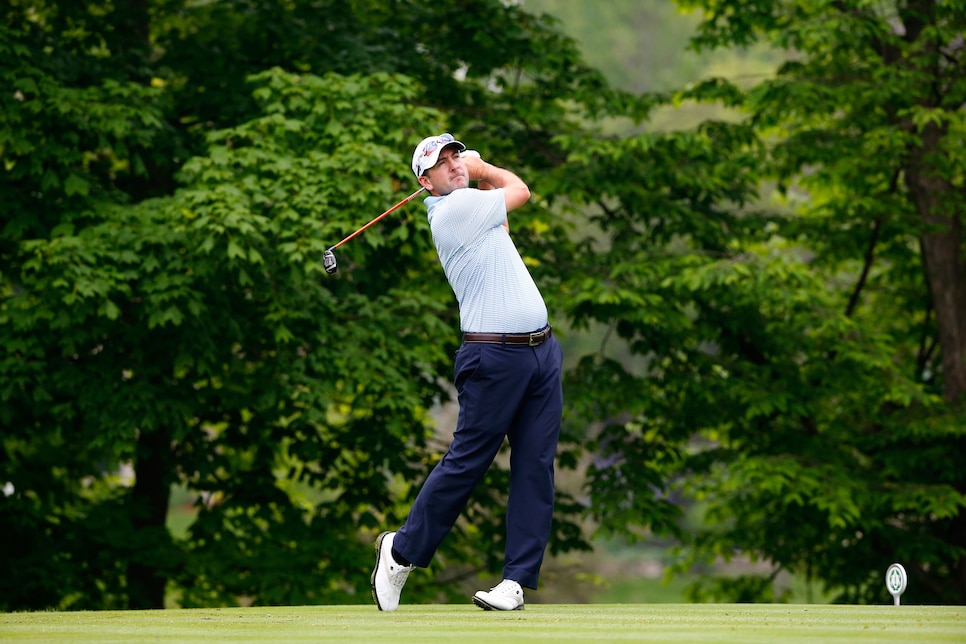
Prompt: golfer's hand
<box><xmin>467</xmin><ymin>154</ymin><xmax>495</xmax><ymax>190</ymax></box>
<box><xmin>461</xmin><ymin>152</ymin><xmax>489</xmax><ymax>186</ymax></box>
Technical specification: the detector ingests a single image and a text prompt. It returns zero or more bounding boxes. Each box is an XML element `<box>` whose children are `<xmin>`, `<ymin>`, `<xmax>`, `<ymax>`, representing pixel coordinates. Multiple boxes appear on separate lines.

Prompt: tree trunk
<box><xmin>118</xmin><ymin>0</ymin><xmax>172</xmax><ymax>608</ymax></box>
<box><xmin>127</xmin><ymin>426</ymin><xmax>173</xmax><ymax>609</ymax></box>
<box><xmin>905</xmin><ymin>120</ymin><xmax>966</xmax><ymax>405</ymax></box>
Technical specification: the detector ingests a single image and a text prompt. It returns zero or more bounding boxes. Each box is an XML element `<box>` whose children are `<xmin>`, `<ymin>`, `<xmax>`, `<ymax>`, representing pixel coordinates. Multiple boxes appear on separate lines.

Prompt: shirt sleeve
<box><xmin>439</xmin><ymin>188</ymin><xmax>506</xmax><ymax>247</ymax></box>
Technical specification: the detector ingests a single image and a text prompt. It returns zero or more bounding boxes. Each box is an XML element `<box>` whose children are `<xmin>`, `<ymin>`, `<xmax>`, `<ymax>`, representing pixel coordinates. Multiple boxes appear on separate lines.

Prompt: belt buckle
<box><xmin>529</xmin><ymin>330</ymin><xmax>541</xmax><ymax>346</ymax></box>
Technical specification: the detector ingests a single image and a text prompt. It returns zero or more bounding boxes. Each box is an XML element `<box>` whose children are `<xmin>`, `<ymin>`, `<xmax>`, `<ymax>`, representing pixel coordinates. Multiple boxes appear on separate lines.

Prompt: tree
<box><xmin>9</xmin><ymin>0</ymin><xmax>962</xmax><ymax>610</ymax></box>
<box><xmin>1</xmin><ymin>0</ymin><xmax>622</xmax><ymax>609</ymax></box>
<box><xmin>0</xmin><ymin>65</ymin><xmax>457</xmax><ymax>609</ymax></box>
<box><xmin>544</xmin><ymin>0</ymin><xmax>966</xmax><ymax>603</ymax></box>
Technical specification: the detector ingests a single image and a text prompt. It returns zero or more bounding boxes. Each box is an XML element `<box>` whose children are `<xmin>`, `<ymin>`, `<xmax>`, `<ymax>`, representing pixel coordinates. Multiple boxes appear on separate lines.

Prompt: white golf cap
<box><xmin>412</xmin><ymin>133</ymin><xmax>466</xmax><ymax>177</ymax></box>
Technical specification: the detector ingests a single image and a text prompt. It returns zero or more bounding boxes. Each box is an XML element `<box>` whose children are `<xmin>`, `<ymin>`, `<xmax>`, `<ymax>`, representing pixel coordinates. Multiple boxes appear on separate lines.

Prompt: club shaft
<box><xmin>329</xmin><ymin>187</ymin><xmax>427</xmax><ymax>251</ymax></box>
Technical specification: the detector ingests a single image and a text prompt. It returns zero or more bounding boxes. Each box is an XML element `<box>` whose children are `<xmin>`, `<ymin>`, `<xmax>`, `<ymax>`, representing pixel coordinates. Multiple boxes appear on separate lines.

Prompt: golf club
<box><xmin>323</xmin><ymin>186</ymin><xmax>427</xmax><ymax>274</ymax></box>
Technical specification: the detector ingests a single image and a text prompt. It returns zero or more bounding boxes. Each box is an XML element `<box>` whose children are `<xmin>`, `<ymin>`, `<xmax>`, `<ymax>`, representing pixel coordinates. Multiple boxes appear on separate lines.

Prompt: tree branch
<box><xmin>845</xmin><ymin>217</ymin><xmax>881</xmax><ymax>319</ymax></box>
<box><xmin>845</xmin><ymin>167</ymin><xmax>901</xmax><ymax>318</ymax></box>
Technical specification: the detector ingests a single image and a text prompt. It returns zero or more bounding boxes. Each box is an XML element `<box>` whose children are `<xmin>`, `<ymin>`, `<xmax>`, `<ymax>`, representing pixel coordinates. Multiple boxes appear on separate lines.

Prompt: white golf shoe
<box><xmin>472</xmin><ymin>579</ymin><xmax>525</xmax><ymax>611</ymax></box>
<box><xmin>370</xmin><ymin>531</ymin><xmax>412</xmax><ymax>611</ymax></box>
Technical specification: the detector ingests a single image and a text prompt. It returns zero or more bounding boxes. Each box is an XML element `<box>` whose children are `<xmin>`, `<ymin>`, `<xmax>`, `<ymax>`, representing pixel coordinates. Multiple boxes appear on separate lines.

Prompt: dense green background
<box><xmin>2</xmin><ymin>0</ymin><xmax>964</xmax><ymax>610</ymax></box>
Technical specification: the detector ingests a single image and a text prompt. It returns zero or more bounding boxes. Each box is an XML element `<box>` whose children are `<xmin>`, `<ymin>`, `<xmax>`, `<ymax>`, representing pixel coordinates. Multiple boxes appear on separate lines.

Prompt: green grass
<box><xmin>2</xmin><ymin>604</ymin><xmax>963</xmax><ymax>643</ymax></box>
<box><xmin>591</xmin><ymin>572</ymin><xmax>836</xmax><ymax>605</ymax></box>
<box><xmin>592</xmin><ymin>575</ymin><xmax>692</xmax><ymax>603</ymax></box>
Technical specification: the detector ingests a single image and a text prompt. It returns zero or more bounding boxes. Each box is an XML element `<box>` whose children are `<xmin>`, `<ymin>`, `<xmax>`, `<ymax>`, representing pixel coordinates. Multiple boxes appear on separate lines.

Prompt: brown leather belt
<box><xmin>463</xmin><ymin>325</ymin><xmax>552</xmax><ymax>347</ymax></box>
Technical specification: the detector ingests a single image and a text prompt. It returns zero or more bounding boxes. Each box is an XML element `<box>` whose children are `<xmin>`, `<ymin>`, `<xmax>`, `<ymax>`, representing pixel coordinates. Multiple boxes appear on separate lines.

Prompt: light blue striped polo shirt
<box><xmin>426</xmin><ymin>188</ymin><xmax>548</xmax><ymax>334</ymax></box>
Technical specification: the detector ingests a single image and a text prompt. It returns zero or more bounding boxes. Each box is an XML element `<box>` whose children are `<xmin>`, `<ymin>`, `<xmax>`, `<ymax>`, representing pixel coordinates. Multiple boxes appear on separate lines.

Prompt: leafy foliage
<box><xmin>547</xmin><ymin>0</ymin><xmax>966</xmax><ymax>604</ymax></box>
<box><xmin>3</xmin><ymin>0</ymin><xmax>965</xmax><ymax>611</ymax></box>
<box><xmin>1</xmin><ymin>0</ymin><xmax>616</xmax><ymax>609</ymax></box>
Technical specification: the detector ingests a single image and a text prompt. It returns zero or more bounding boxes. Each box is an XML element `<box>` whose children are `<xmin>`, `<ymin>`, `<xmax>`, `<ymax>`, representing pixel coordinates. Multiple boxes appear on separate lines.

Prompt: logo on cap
<box><xmin>421</xmin><ymin>133</ymin><xmax>456</xmax><ymax>158</ymax></box>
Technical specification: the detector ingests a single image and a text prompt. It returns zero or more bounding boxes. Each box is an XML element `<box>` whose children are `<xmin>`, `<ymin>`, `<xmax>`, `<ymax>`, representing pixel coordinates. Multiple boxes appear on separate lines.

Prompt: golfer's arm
<box><xmin>466</xmin><ymin>158</ymin><xmax>530</xmax><ymax>213</ymax></box>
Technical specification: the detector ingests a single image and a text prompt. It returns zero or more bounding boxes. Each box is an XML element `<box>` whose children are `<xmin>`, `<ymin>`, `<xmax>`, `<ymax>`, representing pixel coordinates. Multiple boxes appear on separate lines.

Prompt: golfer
<box><xmin>371</xmin><ymin>133</ymin><xmax>564</xmax><ymax>611</ymax></box>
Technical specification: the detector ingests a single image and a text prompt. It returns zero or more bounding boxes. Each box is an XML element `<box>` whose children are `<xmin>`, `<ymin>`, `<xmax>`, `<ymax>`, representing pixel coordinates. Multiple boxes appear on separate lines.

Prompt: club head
<box><xmin>323</xmin><ymin>249</ymin><xmax>337</xmax><ymax>274</ymax></box>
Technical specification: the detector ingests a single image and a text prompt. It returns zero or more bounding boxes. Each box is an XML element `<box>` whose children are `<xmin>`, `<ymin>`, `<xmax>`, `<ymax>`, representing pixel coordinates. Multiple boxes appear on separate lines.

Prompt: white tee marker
<box><xmin>885</xmin><ymin>563</ymin><xmax>907</xmax><ymax>606</ymax></box>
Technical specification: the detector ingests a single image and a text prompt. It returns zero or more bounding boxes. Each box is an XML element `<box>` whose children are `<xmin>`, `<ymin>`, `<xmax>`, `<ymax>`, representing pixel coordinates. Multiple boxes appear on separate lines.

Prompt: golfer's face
<box><xmin>425</xmin><ymin>146</ymin><xmax>468</xmax><ymax>195</ymax></box>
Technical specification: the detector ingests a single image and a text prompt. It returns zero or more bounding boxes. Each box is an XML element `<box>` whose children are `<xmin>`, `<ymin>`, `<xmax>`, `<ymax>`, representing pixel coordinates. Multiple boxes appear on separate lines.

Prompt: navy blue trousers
<box><xmin>393</xmin><ymin>335</ymin><xmax>563</xmax><ymax>589</ymax></box>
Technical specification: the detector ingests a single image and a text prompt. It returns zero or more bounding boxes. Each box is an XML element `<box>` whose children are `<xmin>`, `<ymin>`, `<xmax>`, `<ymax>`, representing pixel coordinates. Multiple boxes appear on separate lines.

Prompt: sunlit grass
<box><xmin>2</xmin><ymin>604</ymin><xmax>963</xmax><ymax>643</ymax></box>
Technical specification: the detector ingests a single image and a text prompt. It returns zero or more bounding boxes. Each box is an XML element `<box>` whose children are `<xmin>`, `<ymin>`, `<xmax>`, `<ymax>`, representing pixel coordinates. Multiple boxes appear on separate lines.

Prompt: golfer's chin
<box><xmin>437</xmin><ymin>177</ymin><xmax>469</xmax><ymax>195</ymax></box>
